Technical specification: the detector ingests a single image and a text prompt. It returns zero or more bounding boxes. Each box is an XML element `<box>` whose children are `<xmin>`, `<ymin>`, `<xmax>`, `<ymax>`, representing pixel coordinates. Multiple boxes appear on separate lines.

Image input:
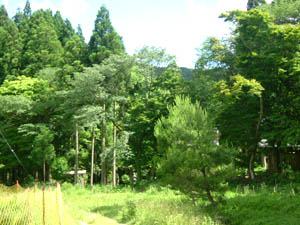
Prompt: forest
<box><xmin>1</xmin><ymin>0</ymin><xmax>300</xmax><ymax>224</ymax></box>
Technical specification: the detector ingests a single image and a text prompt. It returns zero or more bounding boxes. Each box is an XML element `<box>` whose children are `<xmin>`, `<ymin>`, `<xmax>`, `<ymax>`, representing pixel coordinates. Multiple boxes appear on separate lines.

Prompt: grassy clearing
<box><xmin>62</xmin><ymin>184</ymin><xmax>219</xmax><ymax>225</ymax></box>
<box><xmin>62</xmin><ymin>182</ymin><xmax>300</xmax><ymax>225</ymax></box>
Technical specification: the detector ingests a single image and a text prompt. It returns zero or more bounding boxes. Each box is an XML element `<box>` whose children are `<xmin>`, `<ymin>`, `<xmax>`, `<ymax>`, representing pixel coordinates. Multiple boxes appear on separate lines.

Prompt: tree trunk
<box><xmin>136</xmin><ymin>153</ymin><xmax>142</xmax><ymax>182</ymax></box>
<box><xmin>101</xmin><ymin>104</ymin><xmax>107</xmax><ymax>185</ymax></box>
<box><xmin>90</xmin><ymin>127</ymin><xmax>95</xmax><ymax>186</ymax></box>
<box><xmin>94</xmin><ymin>130</ymin><xmax>98</xmax><ymax>184</ymax></box>
<box><xmin>75</xmin><ymin>122</ymin><xmax>79</xmax><ymax>185</ymax></box>
<box><xmin>43</xmin><ymin>160</ymin><xmax>46</xmax><ymax>183</ymax></box>
<box><xmin>136</xmin><ymin>159</ymin><xmax>142</xmax><ymax>182</ymax></box>
<box><xmin>202</xmin><ymin>168</ymin><xmax>217</xmax><ymax>207</ymax></box>
<box><xmin>48</xmin><ymin>165</ymin><xmax>52</xmax><ymax>183</ymax></box>
<box><xmin>112</xmin><ymin>102</ymin><xmax>117</xmax><ymax>187</ymax></box>
<box><xmin>249</xmin><ymin>96</ymin><xmax>263</xmax><ymax>180</ymax></box>
<box><xmin>35</xmin><ymin>171</ymin><xmax>38</xmax><ymax>182</ymax></box>
<box><xmin>249</xmin><ymin>153</ymin><xmax>255</xmax><ymax>180</ymax></box>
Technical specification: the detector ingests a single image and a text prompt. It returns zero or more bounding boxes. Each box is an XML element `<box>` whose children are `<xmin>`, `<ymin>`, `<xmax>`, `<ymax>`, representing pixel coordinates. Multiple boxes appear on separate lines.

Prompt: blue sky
<box><xmin>1</xmin><ymin>0</ymin><xmax>271</xmax><ymax>68</ymax></box>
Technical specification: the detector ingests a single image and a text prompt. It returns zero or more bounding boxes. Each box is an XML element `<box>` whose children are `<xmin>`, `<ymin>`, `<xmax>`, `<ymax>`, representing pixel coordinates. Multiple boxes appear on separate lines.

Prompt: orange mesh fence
<box><xmin>0</xmin><ymin>182</ymin><xmax>74</xmax><ymax>225</ymax></box>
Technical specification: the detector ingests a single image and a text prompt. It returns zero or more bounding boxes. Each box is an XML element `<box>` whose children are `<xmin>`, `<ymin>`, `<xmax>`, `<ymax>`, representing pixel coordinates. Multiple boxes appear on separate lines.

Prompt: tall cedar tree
<box><xmin>53</xmin><ymin>11</ymin><xmax>75</xmax><ymax>47</ymax></box>
<box><xmin>88</xmin><ymin>5</ymin><xmax>124</xmax><ymax>184</ymax></box>
<box><xmin>247</xmin><ymin>0</ymin><xmax>267</xmax><ymax>10</ymax></box>
<box><xmin>22</xmin><ymin>10</ymin><xmax>63</xmax><ymax>76</ymax></box>
<box><xmin>0</xmin><ymin>5</ymin><xmax>22</xmax><ymax>83</ymax></box>
<box><xmin>88</xmin><ymin>6</ymin><xmax>125</xmax><ymax>65</ymax></box>
<box><xmin>24</xmin><ymin>0</ymin><xmax>32</xmax><ymax>18</ymax></box>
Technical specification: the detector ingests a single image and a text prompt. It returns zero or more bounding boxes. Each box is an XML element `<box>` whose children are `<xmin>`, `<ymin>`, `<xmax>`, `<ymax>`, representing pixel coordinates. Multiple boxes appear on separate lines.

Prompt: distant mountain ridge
<box><xmin>155</xmin><ymin>67</ymin><xmax>193</xmax><ymax>80</ymax></box>
<box><xmin>180</xmin><ymin>67</ymin><xmax>193</xmax><ymax>80</ymax></box>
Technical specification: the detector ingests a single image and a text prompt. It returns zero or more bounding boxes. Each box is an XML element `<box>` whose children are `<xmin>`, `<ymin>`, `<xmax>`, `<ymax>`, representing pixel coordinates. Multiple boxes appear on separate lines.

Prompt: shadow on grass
<box><xmin>91</xmin><ymin>204</ymin><xmax>123</xmax><ymax>219</ymax></box>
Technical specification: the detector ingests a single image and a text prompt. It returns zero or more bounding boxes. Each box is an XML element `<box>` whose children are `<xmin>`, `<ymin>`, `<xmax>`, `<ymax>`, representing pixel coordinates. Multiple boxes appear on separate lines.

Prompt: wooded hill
<box><xmin>1</xmin><ymin>0</ymin><xmax>300</xmax><ymax>205</ymax></box>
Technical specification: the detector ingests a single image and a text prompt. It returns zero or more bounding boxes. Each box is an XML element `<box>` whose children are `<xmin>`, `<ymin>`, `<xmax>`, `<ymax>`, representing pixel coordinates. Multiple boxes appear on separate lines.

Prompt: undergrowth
<box><xmin>62</xmin><ymin>181</ymin><xmax>300</xmax><ymax>225</ymax></box>
<box><xmin>62</xmin><ymin>183</ymin><xmax>219</xmax><ymax>225</ymax></box>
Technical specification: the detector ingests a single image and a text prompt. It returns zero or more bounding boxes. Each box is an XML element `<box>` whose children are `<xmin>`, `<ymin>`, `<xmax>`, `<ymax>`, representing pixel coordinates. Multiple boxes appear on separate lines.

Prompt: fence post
<box><xmin>42</xmin><ymin>186</ymin><xmax>45</xmax><ymax>225</ymax></box>
<box><xmin>16</xmin><ymin>180</ymin><xmax>19</xmax><ymax>193</ymax></box>
<box><xmin>56</xmin><ymin>182</ymin><xmax>63</xmax><ymax>225</ymax></box>
<box><xmin>27</xmin><ymin>187</ymin><xmax>31</xmax><ymax>225</ymax></box>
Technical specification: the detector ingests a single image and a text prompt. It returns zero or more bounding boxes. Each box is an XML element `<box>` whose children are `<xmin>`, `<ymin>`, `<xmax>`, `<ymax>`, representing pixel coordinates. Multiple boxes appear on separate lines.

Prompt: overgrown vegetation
<box><xmin>61</xmin><ymin>182</ymin><xmax>300</xmax><ymax>225</ymax></box>
<box><xmin>62</xmin><ymin>183</ymin><xmax>220</xmax><ymax>225</ymax></box>
<box><xmin>1</xmin><ymin>0</ymin><xmax>300</xmax><ymax>224</ymax></box>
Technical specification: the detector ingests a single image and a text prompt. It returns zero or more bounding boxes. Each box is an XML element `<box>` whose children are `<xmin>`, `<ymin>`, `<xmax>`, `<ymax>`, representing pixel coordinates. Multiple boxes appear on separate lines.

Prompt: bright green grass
<box><xmin>62</xmin><ymin>184</ymin><xmax>219</xmax><ymax>225</ymax></box>
<box><xmin>62</xmin><ymin>182</ymin><xmax>300</xmax><ymax>225</ymax></box>
<box><xmin>218</xmin><ymin>184</ymin><xmax>300</xmax><ymax>225</ymax></box>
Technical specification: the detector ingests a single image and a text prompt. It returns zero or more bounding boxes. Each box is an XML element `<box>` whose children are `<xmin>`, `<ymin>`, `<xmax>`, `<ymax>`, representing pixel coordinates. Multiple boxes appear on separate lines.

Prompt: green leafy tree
<box><xmin>128</xmin><ymin>47</ymin><xmax>183</xmax><ymax>181</ymax></box>
<box><xmin>261</xmin><ymin>0</ymin><xmax>300</xmax><ymax>24</ymax></box>
<box><xmin>155</xmin><ymin>96</ymin><xmax>235</xmax><ymax>206</ymax></box>
<box><xmin>98</xmin><ymin>54</ymin><xmax>134</xmax><ymax>186</ymax></box>
<box><xmin>187</xmin><ymin>37</ymin><xmax>236</xmax><ymax>113</ymax></box>
<box><xmin>62</xmin><ymin>65</ymin><xmax>107</xmax><ymax>184</ymax></box>
<box><xmin>215</xmin><ymin>75</ymin><xmax>264</xmax><ymax>179</ymax></box>
<box><xmin>195</xmin><ymin>37</ymin><xmax>236</xmax><ymax>81</ymax></box>
<box><xmin>0</xmin><ymin>76</ymin><xmax>54</xmax><ymax>182</ymax></box>
<box><xmin>221</xmin><ymin>9</ymin><xmax>300</xmax><ymax>174</ymax></box>
<box><xmin>19</xmin><ymin>124</ymin><xmax>55</xmax><ymax>182</ymax></box>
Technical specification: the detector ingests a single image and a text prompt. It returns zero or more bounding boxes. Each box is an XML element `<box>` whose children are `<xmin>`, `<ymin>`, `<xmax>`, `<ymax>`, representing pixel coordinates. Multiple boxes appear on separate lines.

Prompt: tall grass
<box><xmin>217</xmin><ymin>183</ymin><xmax>300</xmax><ymax>225</ymax></box>
<box><xmin>62</xmin><ymin>183</ymin><xmax>220</xmax><ymax>225</ymax></box>
<box><xmin>62</xmin><ymin>182</ymin><xmax>300</xmax><ymax>225</ymax></box>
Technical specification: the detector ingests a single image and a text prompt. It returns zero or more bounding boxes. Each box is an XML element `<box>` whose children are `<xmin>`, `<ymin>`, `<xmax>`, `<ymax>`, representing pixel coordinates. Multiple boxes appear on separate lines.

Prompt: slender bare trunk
<box><xmin>75</xmin><ymin>122</ymin><xmax>79</xmax><ymax>185</ymax></box>
<box><xmin>202</xmin><ymin>168</ymin><xmax>217</xmax><ymax>207</ymax></box>
<box><xmin>35</xmin><ymin>171</ymin><xmax>38</xmax><ymax>182</ymax></box>
<box><xmin>90</xmin><ymin>127</ymin><xmax>95</xmax><ymax>186</ymax></box>
<box><xmin>249</xmin><ymin>153</ymin><xmax>255</xmax><ymax>180</ymax></box>
<box><xmin>112</xmin><ymin>102</ymin><xmax>117</xmax><ymax>187</ymax></box>
<box><xmin>94</xmin><ymin>142</ymin><xmax>98</xmax><ymax>184</ymax></box>
<box><xmin>43</xmin><ymin>160</ymin><xmax>46</xmax><ymax>183</ymax></box>
<box><xmin>101</xmin><ymin>104</ymin><xmax>107</xmax><ymax>184</ymax></box>
<box><xmin>48</xmin><ymin>165</ymin><xmax>52</xmax><ymax>183</ymax></box>
<box><xmin>249</xmin><ymin>96</ymin><xmax>263</xmax><ymax>180</ymax></box>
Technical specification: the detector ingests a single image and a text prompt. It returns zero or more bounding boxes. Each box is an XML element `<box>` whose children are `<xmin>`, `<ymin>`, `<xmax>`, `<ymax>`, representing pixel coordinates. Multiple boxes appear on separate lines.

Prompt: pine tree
<box><xmin>155</xmin><ymin>96</ymin><xmax>235</xmax><ymax>206</ymax></box>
